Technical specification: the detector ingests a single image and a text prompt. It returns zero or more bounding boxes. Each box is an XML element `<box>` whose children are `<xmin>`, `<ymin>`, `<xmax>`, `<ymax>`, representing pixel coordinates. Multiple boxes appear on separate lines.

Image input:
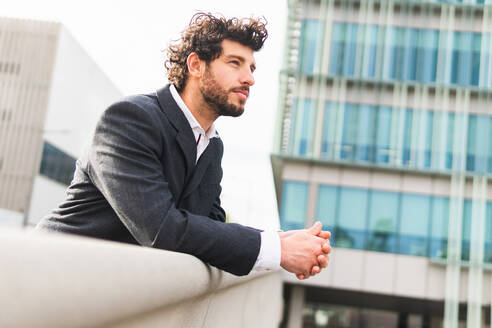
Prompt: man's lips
<box><xmin>232</xmin><ymin>88</ymin><xmax>249</xmax><ymax>100</ymax></box>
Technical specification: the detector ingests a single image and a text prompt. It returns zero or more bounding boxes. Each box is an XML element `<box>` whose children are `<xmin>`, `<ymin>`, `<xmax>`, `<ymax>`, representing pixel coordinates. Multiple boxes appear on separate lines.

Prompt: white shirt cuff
<box><xmin>252</xmin><ymin>230</ymin><xmax>281</xmax><ymax>271</ymax></box>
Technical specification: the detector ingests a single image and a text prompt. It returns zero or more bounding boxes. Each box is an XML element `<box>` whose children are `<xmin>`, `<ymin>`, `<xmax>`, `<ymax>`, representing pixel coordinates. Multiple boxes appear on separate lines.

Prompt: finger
<box><xmin>297</xmin><ymin>274</ymin><xmax>305</xmax><ymax>280</ymax></box>
<box><xmin>311</xmin><ymin>265</ymin><xmax>320</xmax><ymax>275</ymax></box>
<box><xmin>308</xmin><ymin>221</ymin><xmax>322</xmax><ymax>236</ymax></box>
<box><xmin>318</xmin><ymin>254</ymin><xmax>328</xmax><ymax>268</ymax></box>
<box><xmin>314</xmin><ymin>235</ymin><xmax>329</xmax><ymax>245</ymax></box>
<box><xmin>322</xmin><ymin>242</ymin><xmax>331</xmax><ymax>254</ymax></box>
<box><xmin>318</xmin><ymin>230</ymin><xmax>331</xmax><ymax>239</ymax></box>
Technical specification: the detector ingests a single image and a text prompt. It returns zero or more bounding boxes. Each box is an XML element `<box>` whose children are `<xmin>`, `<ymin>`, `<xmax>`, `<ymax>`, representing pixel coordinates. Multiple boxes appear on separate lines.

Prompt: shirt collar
<box><xmin>169</xmin><ymin>84</ymin><xmax>219</xmax><ymax>139</ymax></box>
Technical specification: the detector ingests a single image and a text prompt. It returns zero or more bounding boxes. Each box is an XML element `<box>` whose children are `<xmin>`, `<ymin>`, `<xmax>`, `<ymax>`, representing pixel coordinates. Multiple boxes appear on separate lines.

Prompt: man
<box><xmin>37</xmin><ymin>13</ymin><xmax>331</xmax><ymax>279</ymax></box>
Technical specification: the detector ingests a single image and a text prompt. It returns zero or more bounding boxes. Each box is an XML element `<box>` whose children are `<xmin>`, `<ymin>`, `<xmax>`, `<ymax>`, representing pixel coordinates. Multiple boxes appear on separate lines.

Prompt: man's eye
<box><xmin>230</xmin><ymin>61</ymin><xmax>240</xmax><ymax>66</ymax></box>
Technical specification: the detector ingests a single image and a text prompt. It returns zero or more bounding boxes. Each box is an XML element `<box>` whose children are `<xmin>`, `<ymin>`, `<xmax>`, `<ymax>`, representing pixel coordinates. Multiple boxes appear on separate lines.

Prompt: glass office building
<box><xmin>272</xmin><ymin>1</ymin><xmax>492</xmax><ymax>327</ymax></box>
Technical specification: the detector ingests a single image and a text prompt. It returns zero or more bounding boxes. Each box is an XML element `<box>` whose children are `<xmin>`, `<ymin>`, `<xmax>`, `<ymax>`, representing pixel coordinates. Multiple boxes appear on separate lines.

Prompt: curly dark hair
<box><xmin>165</xmin><ymin>12</ymin><xmax>268</xmax><ymax>91</ymax></box>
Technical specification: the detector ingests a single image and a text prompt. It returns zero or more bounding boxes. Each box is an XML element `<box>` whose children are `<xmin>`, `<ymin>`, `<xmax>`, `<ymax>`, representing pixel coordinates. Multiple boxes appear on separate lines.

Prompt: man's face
<box><xmin>199</xmin><ymin>39</ymin><xmax>256</xmax><ymax>117</ymax></box>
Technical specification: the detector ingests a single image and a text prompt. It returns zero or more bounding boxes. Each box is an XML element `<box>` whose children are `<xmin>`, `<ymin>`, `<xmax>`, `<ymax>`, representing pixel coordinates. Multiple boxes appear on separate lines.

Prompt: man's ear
<box><xmin>186</xmin><ymin>52</ymin><xmax>205</xmax><ymax>79</ymax></box>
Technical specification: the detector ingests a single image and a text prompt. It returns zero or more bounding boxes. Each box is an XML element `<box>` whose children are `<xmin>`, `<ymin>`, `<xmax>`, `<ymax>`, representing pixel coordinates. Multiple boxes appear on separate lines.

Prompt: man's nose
<box><xmin>241</xmin><ymin>68</ymin><xmax>255</xmax><ymax>86</ymax></box>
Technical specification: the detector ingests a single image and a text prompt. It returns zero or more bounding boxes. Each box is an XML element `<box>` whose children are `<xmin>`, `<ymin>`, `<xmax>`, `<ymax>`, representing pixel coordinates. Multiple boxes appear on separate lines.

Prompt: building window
<box><xmin>374</xmin><ymin>106</ymin><xmax>392</xmax><ymax>164</ymax></box>
<box><xmin>429</xmin><ymin>197</ymin><xmax>449</xmax><ymax>260</ymax></box>
<box><xmin>467</xmin><ymin>115</ymin><xmax>478</xmax><ymax>171</ymax></box>
<box><xmin>328</xmin><ymin>23</ymin><xmax>486</xmax><ymax>88</ymax></box>
<box><xmin>485</xmin><ymin>203</ymin><xmax>492</xmax><ymax>263</ymax></box>
<box><xmin>481</xmin><ymin>33</ymin><xmax>492</xmax><ymax>89</ymax></box>
<box><xmin>461</xmin><ymin>200</ymin><xmax>472</xmax><ymax>261</ymax></box>
<box><xmin>321</xmin><ymin>102</ymin><xmax>379</xmax><ymax>163</ymax></box>
<box><xmin>340</xmin><ymin>103</ymin><xmax>357</xmax><ymax>161</ymax></box>
<box><xmin>399</xmin><ymin>193</ymin><xmax>431</xmax><ymax>256</ymax></box>
<box><xmin>39</xmin><ymin>141</ymin><xmax>76</xmax><ymax>186</ymax></box>
<box><xmin>0</xmin><ymin>62</ymin><xmax>21</xmax><ymax>75</ymax></box>
<box><xmin>416</xmin><ymin>29</ymin><xmax>439</xmax><ymax>83</ymax></box>
<box><xmin>280</xmin><ymin>181</ymin><xmax>309</xmax><ymax>231</ymax></box>
<box><xmin>402</xmin><ymin>108</ymin><xmax>413</xmax><ymax>165</ymax></box>
<box><xmin>289</xmin><ymin>98</ymin><xmax>316</xmax><ymax>157</ymax></box>
<box><xmin>387</xmin><ymin>27</ymin><xmax>419</xmax><ymax>82</ymax></box>
<box><xmin>329</xmin><ymin>22</ymin><xmax>358</xmax><ymax>77</ymax></box>
<box><xmin>337</xmin><ymin>187</ymin><xmax>368</xmax><ymax>250</ymax></box>
<box><xmin>298</xmin><ymin>19</ymin><xmax>320</xmax><ymax>73</ymax></box>
<box><xmin>415</xmin><ymin>110</ymin><xmax>434</xmax><ymax>169</ymax></box>
<box><xmin>316</xmin><ymin>185</ymin><xmax>337</xmax><ymax>233</ymax></box>
<box><xmin>339</xmin><ymin>103</ymin><xmax>377</xmax><ymax>162</ymax></box>
<box><xmin>317</xmin><ymin>100</ymin><xmax>492</xmax><ymax>174</ymax></box>
<box><xmin>361</xmin><ymin>24</ymin><xmax>379</xmax><ymax>79</ymax></box>
<box><xmin>449</xmin><ymin>32</ymin><xmax>481</xmax><ymax>87</ymax></box>
<box><xmin>467</xmin><ymin>114</ymin><xmax>491</xmax><ymax>173</ymax></box>
<box><xmin>445</xmin><ymin>112</ymin><xmax>456</xmax><ymax>170</ymax></box>
<box><xmin>366</xmin><ymin>190</ymin><xmax>399</xmax><ymax>253</ymax></box>
<box><xmin>1</xmin><ymin>110</ymin><xmax>12</xmax><ymax>122</ymax></box>
<box><xmin>320</xmin><ymin>102</ymin><xmax>333</xmax><ymax>158</ymax></box>
<box><xmin>356</xmin><ymin>104</ymin><xmax>375</xmax><ymax>162</ymax></box>
<box><xmin>313</xmin><ymin>184</ymin><xmax>491</xmax><ymax>263</ymax></box>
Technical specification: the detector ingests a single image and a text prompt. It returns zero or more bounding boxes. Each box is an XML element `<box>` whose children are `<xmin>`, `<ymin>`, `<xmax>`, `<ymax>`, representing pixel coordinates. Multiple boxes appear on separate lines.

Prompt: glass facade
<box><xmin>281</xmin><ymin>180</ymin><xmax>492</xmax><ymax>263</ymax></box>
<box><xmin>289</xmin><ymin>100</ymin><xmax>492</xmax><ymax>174</ymax></box>
<box><xmin>277</xmin><ymin>1</ymin><xmax>492</xmax><ymax>327</ymax></box>
<box><xmin>289</xmin><ymin>99</ymin><xmax>317</xmax><ymax>156</ymax></box>
<box><xmin>335</xmin><ymin>186</ymin><xmax>368</xmax><ymax>250</ymax></box>
<box><xmin>299</xmin><ymin>21</ymin><xmax>492</xmax><ymax>89</ymax></box>
<box><xmin>280</xmin><ymin>181</ymin><xmax>309</xmax><ymax>230</ymax></box>
<box><xmin>366</xmin><ymin>190</ymin><xmax>399</xmax><ymax>254</ymax></box>
<box><xmin>486</xmin><ymin>203</ymin><xmax>492</xmax><ymax>262</ymax></box>
<box><xmin>429</xmin><ymin>196</ymin><xmax>450</xmax><ymax>259</ymax></box>
<box><xmin>39</xmin><ymin>141</ymin><xmax>76</xmax><ymax>186</ymax></box>
<box><xmin>299</xmin><ymin>19</ymin><xmax>320</xmax><ymax>73</ymax></box>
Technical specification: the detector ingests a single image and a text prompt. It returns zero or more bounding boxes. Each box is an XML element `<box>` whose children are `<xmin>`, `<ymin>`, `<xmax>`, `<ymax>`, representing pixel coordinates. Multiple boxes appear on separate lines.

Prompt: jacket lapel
<box><xmin>155</xmin><ymin>85</ymin><xmax>196</xmax><ymax>175</ymax></box>
<box><xmin>181</xmin><ymin>138</ymin><xmax>219</xmax><ymax>200</ymax></box>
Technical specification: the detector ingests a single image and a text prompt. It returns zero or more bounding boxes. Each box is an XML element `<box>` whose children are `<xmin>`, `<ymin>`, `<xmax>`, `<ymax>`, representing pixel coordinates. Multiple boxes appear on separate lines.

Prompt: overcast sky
<box><xmin>2</xmin><ymin>0</ymin><xmax>288</xmax><ymax>228</ymax></box>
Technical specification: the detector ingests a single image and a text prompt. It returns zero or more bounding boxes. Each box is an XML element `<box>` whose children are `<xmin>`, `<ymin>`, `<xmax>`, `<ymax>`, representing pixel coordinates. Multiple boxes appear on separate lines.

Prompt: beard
<box><xmin>199</xmin><ymin>68</ymin><xmax>246</xmax><ymax>118</ymax></box>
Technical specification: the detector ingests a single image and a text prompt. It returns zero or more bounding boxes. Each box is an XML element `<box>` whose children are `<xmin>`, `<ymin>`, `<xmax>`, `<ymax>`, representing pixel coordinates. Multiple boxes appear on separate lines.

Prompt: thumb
<box><xmin>308</xmin><ymin>221</ymin><xmax>322</xmax><ymax>235</ymax></box>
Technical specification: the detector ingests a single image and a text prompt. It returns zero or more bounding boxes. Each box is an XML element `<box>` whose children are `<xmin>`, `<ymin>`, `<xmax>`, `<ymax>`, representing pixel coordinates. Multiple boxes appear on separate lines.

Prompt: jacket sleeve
<box><xmin>209</xmin><ymin>195</ymin><xmax>226</xmax><ymax>222</ymax></box>
<box><xmin>86</xmin><ymin>99</ymin><xmax>260</xmax><ymax>276</ymax></box>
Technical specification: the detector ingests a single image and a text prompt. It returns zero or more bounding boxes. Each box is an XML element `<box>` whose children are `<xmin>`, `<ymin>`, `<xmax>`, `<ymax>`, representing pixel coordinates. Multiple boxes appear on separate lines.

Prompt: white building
<box><xmin>0</xmin><ymin>17</ymin><xmax>122</xmax><ymax>227</ymax></box>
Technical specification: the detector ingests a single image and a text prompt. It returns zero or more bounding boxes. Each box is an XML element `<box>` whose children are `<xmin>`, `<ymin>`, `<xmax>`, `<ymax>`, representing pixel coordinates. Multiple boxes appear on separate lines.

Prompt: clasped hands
<box><xmin>278</xmin><ymin>221</ymin><xmax>332</xmax><ymax>280</ymax></box>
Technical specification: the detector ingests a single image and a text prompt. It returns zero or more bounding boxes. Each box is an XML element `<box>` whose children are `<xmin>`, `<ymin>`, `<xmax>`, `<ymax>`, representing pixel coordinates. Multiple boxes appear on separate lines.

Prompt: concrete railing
<box><xmin>0</xmin><ymin>228</ymin><xmax>283</xmax><ymax>328</ymax></box>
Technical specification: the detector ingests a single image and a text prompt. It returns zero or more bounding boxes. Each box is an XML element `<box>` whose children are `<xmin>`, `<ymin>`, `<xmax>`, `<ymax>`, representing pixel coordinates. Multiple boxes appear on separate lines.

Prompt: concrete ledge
<box><xmin>0</xmin><ymin>228</ymin><xmax>282</xmax><ymax>328</ymax></box>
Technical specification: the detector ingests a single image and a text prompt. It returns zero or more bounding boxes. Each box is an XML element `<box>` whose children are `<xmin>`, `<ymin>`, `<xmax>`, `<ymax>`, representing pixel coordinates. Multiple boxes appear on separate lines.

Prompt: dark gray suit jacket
<box><xmin>37</xmin><ymin>85</ymin><xmax>261</xmax><ymax>276</ymax></box>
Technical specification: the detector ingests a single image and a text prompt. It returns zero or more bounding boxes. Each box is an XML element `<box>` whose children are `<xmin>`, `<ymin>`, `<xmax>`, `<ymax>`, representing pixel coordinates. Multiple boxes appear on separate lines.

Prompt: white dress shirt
<box><xmin>169</xmin><ymin>84</ymin><xmax>281</xmax><ymax>271</ymax></box>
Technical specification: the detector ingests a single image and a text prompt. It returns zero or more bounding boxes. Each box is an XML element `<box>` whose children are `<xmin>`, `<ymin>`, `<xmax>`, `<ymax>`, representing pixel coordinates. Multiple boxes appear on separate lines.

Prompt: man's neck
<box><xmin>178</xmin><ymin>83</ymin><xmax>218</xmax><ymax>132</ymax></box>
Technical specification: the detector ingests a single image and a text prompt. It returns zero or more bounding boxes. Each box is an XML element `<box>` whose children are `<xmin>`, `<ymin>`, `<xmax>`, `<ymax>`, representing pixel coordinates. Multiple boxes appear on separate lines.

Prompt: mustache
<box><xmin>230</xmin><ymin>86</ymin><xmax>249</xmax><ymax>92</ymax></box>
